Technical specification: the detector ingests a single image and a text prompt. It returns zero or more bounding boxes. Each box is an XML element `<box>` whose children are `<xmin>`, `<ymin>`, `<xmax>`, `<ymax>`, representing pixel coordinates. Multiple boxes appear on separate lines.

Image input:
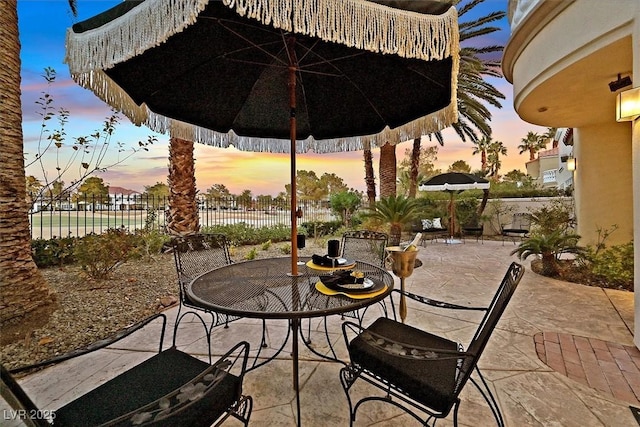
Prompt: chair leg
<box><xmin>339</xmin><ymin>367</ymin><xmax>357</xmax><ymax>427</ymax></box>
<box><xmin>470</xmin><ymin>368</ymin><xmax>504</xmax><ymax>427</ymax></box>
<box><xmin>228</xmin><ymin>395</ymin><xmax>253</xmax><ymax>427</ymax></box>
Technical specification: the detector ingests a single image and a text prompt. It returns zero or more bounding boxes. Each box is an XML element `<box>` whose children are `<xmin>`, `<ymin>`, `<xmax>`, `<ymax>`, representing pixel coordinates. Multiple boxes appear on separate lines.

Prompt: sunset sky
<box><xmin>18</xmin><ymin>0</ymin><xmax>548</xmax><ymax>196</ymax></box>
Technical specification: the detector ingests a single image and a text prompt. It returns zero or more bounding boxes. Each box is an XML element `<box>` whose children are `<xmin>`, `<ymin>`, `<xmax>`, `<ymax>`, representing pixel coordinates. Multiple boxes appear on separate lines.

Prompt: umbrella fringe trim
<box><xmin>65</xmin><ymin>0</ymin><xmax>459</xmax><ymax>73</ymax></box>
<box><xmin>65</xmin><ymin>0</ymin><xmax>210</xmax><ymax>73</ymax></box>
<box><xmin>155</xmin><ymin>102</ymin><xmax>458</xmax><ymax>153</ymax></box>
<box><xmin>225</xmin><ymin>0</ymin><xmax>459</xmax><ymax>61</ymax></box>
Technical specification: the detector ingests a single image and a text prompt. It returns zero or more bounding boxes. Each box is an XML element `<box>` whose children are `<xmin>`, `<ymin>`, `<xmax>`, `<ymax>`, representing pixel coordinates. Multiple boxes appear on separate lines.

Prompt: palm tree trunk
<box><xmin>379</xmin><ymin>142</ymin><xmax>396</xmax><ymax>198</ymax></box>
<box><xmin>167</xmin><ymin>137</ymin><xmax>199</xmax><ymax>236</ymax></box>
<box><xmin>481</xmin><ymin>150</ymin><xmax>487</xmax><ymax>172</ymax></box>
<box><xmin>389</xmin><ymin>223</ymin><xmax>402</xmax><ymax>246</ymax></box>
<box><xmin>363</xmin><ymin>146</ymin><xmax>376</xmax><ymax>207</ymax></box>
<box><xmin>478</xmin><ymin>188</ymin><xmax>489</xmax><ymax>216</ymax></box>
<box><xmin>0</xmin><ymin>0</ymin><xmax>56</xmax><ymax>328</ymax></box>
<box><xmin>408</xmin><ymin>138</ymin><xmax>421</xmax><ymax>198</ymax></box>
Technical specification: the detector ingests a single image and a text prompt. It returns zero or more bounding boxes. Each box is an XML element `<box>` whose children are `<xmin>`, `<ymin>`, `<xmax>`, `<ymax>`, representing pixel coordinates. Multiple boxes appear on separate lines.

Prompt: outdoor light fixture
<box><xmin>609</xmin><ymin>74</ymin><xmax>632</xmax><ymax>92</ymax></box>
<box><xmin>566</xmin><ymin>157</ymin><xmax>577</xmax><ymax>171</ymax></box>
<box><xmin>616</xmin><ymin>86</ymin><xmax>640</xmax><ymax>122</ymax></box>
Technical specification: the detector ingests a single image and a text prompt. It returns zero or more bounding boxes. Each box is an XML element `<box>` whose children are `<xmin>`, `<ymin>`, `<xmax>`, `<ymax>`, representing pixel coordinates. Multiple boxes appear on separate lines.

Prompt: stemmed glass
<box><xmin>296</xmin><ymin>234</ymin><xmax>306</xmax><ymax>266</ymax></box>
<box><xmin>327</xmin><ymin>239</ymin><xmax>341</xmax><ymax>271</ymax></box>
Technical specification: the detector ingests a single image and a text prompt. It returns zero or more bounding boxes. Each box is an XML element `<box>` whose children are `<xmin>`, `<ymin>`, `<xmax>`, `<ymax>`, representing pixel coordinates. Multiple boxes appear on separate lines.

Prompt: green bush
<box><xmin>132</xmin><ymin>229</ymin><xmax>171</xmax><ymax>258</ymax></box>
<box><xmin>529</xmin><ymin>199</ymin><xmax>574</xmax><ymax>235</ymax></box>
<box><xmin>261</xmin><ymin>240</ymin><xmax>272</xmax><ymax>251</ymax></box>
<box><xmin>245</xmin><ymin>247</ymin><xmax>258</xmax><ymax>260</ymax></box>
<box><xmin>584</xmin><ymin>242</ymin><xmax>634</xmax><ymax>289</ymax></box>
<box><xmin>299</xmin><ymin>220</ymin><xmax>343</xmax><ymax>238</ymax></box>
<box><xmin>280</xmin><ymin>243</ymin><xmax>291</xmax><ymax>254</ymax></box>
<box><xmin>74</xmin><ymin>228</ymin><xmax>138</xmax><ymax>279</ymax></box>
<box><xmin>201</xmin><ymin>223</ymin><xmax>291</xmax><ymax>245</ymax></box>
<box><xmin>31</xmin><ymin>236</ymin><xmax>77</xmax><ymax>268</ymax></box>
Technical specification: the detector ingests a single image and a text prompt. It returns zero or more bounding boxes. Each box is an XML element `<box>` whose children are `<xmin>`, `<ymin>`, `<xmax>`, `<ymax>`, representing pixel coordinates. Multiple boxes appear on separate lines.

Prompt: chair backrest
<box><xmin>512</xmin><ymin>213</ymin><xmax>531</xmax><ymax>231</ymax></box>
<box><xmin>172</xmin><ymin>233</ymin><xmax>232</xmax><ymax>289</ymax></box>
<box><xmin>341</xmin><ymin>230</ymin><xmax>389</xmax><ymax>267</ymax></box>
<box><xmin>453</xmin><ymin>262</ymin><xmax>525</xmax><ymax>395</ymax></box>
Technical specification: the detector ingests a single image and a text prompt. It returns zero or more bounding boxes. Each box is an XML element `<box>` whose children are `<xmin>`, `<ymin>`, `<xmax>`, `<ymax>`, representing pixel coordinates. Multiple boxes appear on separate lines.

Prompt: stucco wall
<box><xmin>574</xmin><ymin>124</ymin><xmax>633</xmax><ymax>246</ymax></box>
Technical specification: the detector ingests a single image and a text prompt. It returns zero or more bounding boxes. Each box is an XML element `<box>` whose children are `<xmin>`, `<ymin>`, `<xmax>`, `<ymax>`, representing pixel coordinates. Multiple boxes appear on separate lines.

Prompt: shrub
<box><xmin>133</xmin><ymin>228</ymin><xmax>171</xmax><ymax>258</ymax></box>
<box><xmin>201</xmin><ymin>223</ymin><xmax>291</xmax><ymax>245</ymax></box>
<box><xmin>261</xmin><ymin>240</ymin><xmax>272</xmax><ymax>251</ymax></box>
<box><xmin>280</xmin><ymin>243</ymin><xmax>291</xmax><ymax>254</ymax></box>
<box><xmin>588</xmin><ymin>242</ymin><xmax>634</xmax><ymax>289</ymax></box>
<box><xmin>299</xmin><ymin>220</ymin><xmax>343</xmax><ymax>238</ymax></box>
<box><xmin>74</xmin><ymin>228</ymin><xmax>138</xmax><ymax>279</ymax></box>
<box><xmin>31</xmin><ymin>236</ymin><xmax>77</xmax><ymax>268</ymax></box>
<box><xmin>245</xmin><ymin>247</ymin><xmax>258</xmax><ymax>260</ymax></box>
<box><xmin>511</xmin><ymin>230</ymin><xmax>585</xmax><ymax>277</ymax></box>
<box><xmin>529</xmin><ymin>199</ymin><xmax>575</xmax><ymax>235</ymax></box>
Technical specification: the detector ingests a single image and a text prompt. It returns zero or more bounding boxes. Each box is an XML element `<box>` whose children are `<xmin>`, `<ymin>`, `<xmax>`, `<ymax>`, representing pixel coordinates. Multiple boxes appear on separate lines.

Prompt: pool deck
<box><xmin>11</xmin><ymin>240</ymin><xmax>638</xmax><ymax>426</ymax></box>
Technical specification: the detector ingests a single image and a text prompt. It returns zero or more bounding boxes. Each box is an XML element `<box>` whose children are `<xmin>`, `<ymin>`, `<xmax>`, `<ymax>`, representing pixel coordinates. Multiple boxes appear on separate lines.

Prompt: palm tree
<box><xmin>363</xmin><ymin>144</ymin><xmax>376</xmax><ymax>207</ymax></box>
<box><xmin>379</xmin><ymin>142</ymin><xmax>397</xmax><ymax>198</ymax></box>
<box><xmin>167</xmin><ymin>137</ymin><xmax>199</xmax><ymax>236</ymax></box>
<box><xmin>0</xmin><ymin>0</ymin><xmax>76</xmax><ymax>328</ymax></box>
<box><xmin>364</xmin><ymin>195</ymin><xmax>419</xmax><ymax>246</ymax></box>
<box><xmin>542</xmin><ymin>127</ymin><xmax>558</xmax><ymax>148</ymax></box>
<box><xmin>471</xmin><ymin>136</ymin><xmax>491</xmax><ymax>174</ymax></box>
<box><xmin>487</xmin><ymin>140</ymin><xmax>507</xmax><ymax>177</ymax></box>
<box><xmin>404</xmin><ymin>0</ymin><xmax>506</xmax><ymax>195</ymax></box>
<box><xmin>511</xmin><ymin>230</ymin><xmax>584</xmax><ymax>277</ymax></box>
<box><xmin>518</xmin><ymin>131</ymin><xmax>547</xmax><ymax>161</ymax></box>
<box><xmin>407</xmin><ymin>137</ymin><xmax>421</xmax><ymax>198</ymax></box>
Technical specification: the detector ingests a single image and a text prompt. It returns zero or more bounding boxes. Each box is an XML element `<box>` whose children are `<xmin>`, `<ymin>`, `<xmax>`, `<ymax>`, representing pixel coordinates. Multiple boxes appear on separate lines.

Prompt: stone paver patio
<box><xmin>8</xmin><ymin>240</ymin><xmax>637</xmax><ymax>426</ymax></box>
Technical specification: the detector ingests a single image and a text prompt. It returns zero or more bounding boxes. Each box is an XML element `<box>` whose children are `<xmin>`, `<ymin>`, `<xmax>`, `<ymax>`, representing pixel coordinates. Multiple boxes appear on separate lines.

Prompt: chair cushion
<box><xmin>348</xmin><ymin>317</ymin><xmax>459</xmax><ymax>414</ymax></box>
<box><xmin>54</xmin><ymin>348</ymin><xmax>240</xmax><ymax>427</ymax></box>
<box><xmin>421</xmin><ymin>219</ymin><xmax>433</xmax><ymax>229</ymax></box>
<box><xmin>432</xmin><ymin>217</ymin><xmax>442</xmax><ymax>229</ymax></box>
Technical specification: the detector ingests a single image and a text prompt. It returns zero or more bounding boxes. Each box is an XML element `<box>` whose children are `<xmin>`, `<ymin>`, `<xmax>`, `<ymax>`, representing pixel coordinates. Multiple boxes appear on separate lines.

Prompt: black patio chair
<box><xmin>462</xmin><ymin>219</ymin><xmax>484</xmax><ymax>243</ymax></box>
<box><xmin>1</xmin><ymin>313</ymin><xmax>253</xmax><ymax>426</ymax></box>
<box><xmin>172</xmin><ymin>233</ymin><xmax>234</xmax><ymax>331</ymax></box>
<box><xmin>340</xmin><ymin>262</ymin><xmax>525</xmax><ymax>426</ymax></box>
<box><xmin>303</xmin><ymin>230</ymin><xmax>389</xmax><ymax>358</ymax></box>
<box><xmin>501</xmin><ymin>213</ymin><xmax>531</xmax><ymax>245</ymax></box>
<box><xmin>340</xmin><ymin>230</ymin><xmax>389</xmax><ymax>267</ymax></box>
<box><xmin>172</xmin><ymin>233</ymin><xmax>269</xmax><ymax>362</ymax></box>
<box><xmin>338</xmin><ymin>230</ymin><xmax>391</xmax><ymax>321</ymax></box>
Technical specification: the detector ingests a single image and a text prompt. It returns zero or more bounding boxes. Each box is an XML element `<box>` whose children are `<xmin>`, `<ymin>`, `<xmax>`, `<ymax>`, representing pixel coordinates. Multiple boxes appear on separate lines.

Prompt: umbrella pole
<box><xmin>288</xmin><ymin>37</ymin><xmax>299</xmax><ymax>277</ymax></box>
<box><xmin>449</xmin><ymin>192</ymin><xmax>454</xmax><ymax>240</ymax></box>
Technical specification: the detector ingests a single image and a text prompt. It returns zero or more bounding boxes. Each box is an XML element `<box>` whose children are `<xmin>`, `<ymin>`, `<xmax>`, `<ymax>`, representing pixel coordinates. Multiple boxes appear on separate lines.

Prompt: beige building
<box><xmin>525</xmin><ymin>129</ymin><xmax>575</xmax><ymax>189</ymax></box>
<box><xmin>502</xmin><ymin>0</ymin><xmax>639</xmax><ymax>345</ymax></box>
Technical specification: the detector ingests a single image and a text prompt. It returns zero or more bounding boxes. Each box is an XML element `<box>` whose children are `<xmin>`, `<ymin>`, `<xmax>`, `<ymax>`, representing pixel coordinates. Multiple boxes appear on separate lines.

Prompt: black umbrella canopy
<box><xmin>65</xmin><ymin>0</ymin><xmax>459</xmax><ymax>153</ymax></box>
<box><xmin>419</xmin><ymin>172</ymin><xmax>490</xmax><ymax>192</ymax></box>
<box><xmin>419</xmin><ymin>172</ymin><xmax>489</xmax><ymax>241</ymax></box>
<box><xmin>65</xmin><ymin>0</ymin><xmax>460</xmax><ymax>275</ymax></box>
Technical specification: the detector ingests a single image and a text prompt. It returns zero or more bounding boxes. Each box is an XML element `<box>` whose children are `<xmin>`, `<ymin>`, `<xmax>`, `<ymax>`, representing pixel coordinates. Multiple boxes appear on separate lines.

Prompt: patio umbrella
<box><xmin>418</xmin><ymin>172</ymin><xmax>489</xmax><ymax>243</ymax></box>
<box><xmin>65</xmin><ymin>0</ymin><xmax>460</xmax><ymax>275</ymax></box>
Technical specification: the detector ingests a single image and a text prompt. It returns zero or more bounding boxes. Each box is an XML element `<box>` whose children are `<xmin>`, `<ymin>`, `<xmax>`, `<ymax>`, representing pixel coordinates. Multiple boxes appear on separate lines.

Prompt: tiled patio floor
<box><xmin>7</xmin><ymin>240</ymin><xmax>638</xmax><ymax>426</ymax></box>
<box><xmin>535</xmin><ymin>332</ymin><xmax>640</xmax><ymax>406</ymax></box>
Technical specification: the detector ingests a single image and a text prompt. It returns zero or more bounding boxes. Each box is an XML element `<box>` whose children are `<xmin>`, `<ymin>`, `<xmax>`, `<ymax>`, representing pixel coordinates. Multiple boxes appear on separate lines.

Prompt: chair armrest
<box><xmin>342</xmin><ymin>321</ymin><xmax>471</xmax><ymax>362</ymax></box>
<box><xmin>390</xmin><ymin>289</ymin><xmax>487</xmax><ymax>312</ymax></box>
<box><xmin>9</xmin><ymin>314</ymin><xmax>167</xmax><ymax>375</ymax></box>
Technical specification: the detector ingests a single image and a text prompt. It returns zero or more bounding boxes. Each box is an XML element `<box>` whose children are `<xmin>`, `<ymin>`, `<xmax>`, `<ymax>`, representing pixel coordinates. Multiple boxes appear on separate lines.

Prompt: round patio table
<box><xmin>187</xmin><ymin>256</ymin><xmax>393</xmax><ymax>426</ymax></box>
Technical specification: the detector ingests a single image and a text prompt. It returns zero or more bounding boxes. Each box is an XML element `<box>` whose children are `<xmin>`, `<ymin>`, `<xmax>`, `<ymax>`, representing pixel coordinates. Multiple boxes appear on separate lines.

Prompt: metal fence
<box><xmin>29</xmin><ymin>194</ymin><xmax>336</xmax><ymax>240</ymax></box>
